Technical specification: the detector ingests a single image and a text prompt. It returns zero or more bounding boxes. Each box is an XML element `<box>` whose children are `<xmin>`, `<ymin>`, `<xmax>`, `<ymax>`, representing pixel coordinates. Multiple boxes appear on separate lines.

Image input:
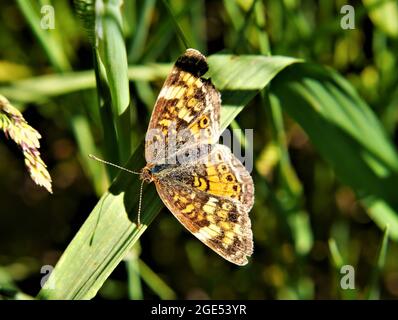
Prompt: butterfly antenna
<box><xmin>89</xmin><ymin>154</ymin><xmax>144</xmax><ymax>227</ymax></box>
<box><xmin>137</xmin><ymin>179</ymin><xmax>145</xmax><ymax>227</ymax></box>
<box><xmin>88</xmin><ymin>154</ymin><xmax>141</xmax><ymax>175</ymax></box>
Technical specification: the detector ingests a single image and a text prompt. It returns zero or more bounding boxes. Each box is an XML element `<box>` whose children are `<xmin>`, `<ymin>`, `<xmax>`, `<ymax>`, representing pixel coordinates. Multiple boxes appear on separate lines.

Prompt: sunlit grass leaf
<box><xmin>96</xmin><ymin>0</ymin><xmax>131</xmax><ymax>163</ymax></box>
<box><xmin>363</xmin><ymin>0</ymin><xmax>398</xmax><ymax>38</ymax></box>
<box><xmin>37</xmin><ymin>54</ymin><xmax>298</xmax><ymax>300</ymax></box>
<box><xmin>124</xmin><ymin>244</ymin><xmax>143</xmax><ymax>300</ymax></box>
<box><xmin>271</xmin><ymin>63</ymin><xmax>398</xmax><ymax>239</ymax></box>
<box><xmin>208</xmin><ymin>54</ymin><xmax>299</xmax><ymax>128</ymax></box>
<box><xmin>328</xmin><ymin>238</ymin><xmax>344</xmax><ymax>269</ymax></box>
<box><xmin>367</xmin><ymin>226</ymin><xmax>389</xmax><ymax>299</ymax></box>
<box><xmin>0</xmin><ymin>65</ymin><xmax>171</xmax><ymax>104</ymax></box>
<box><xmin>0</xmin><ymin>267</ymin><xmax>33</xmax><ymax>300</ymax></box>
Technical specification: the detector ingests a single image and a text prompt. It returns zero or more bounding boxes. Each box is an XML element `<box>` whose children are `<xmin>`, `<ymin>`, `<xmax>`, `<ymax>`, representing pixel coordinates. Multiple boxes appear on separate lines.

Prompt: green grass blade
<box><xmin>128</xmin><ymin>0</ymin><xmax>157</xmax><ymax>63</ymax></box>
<box><xmin>254</xmin><ymin>0</ymin><xmax>270</xmax><ymax>55</ymax></box>
<box><xmin>223</xmin><ymin>0</ymin><xmax>244</xmax><ymax>31</ymax></box>
<box><xmin>363</xmin><ymin>0</ymin><xmax>398</xmax><ymax>38</ymax></box>
<box><xmin>140</xmin><ymin>6</ymin><xmax>191</xmax><ymax>63</ymax></box>
<box><xmin>267</xmin><ymin>92</ymin><xmax>313</xmax><ymax>255</ymax></box>
<box><xmin>367</xmin><ymin>226</ymin><xmax>389</xmax><ymax>299</ymax></box>
<box><xmin>97</xmin><ymin>0</ymin><xmax>131</xmax><ymax>163</ymax></box>
<box><xmin>138</xmin><ymin>259</ymin><xmax>176</xmax><ymax>300</ymax></box>
<box><xmin>328</xmin><ymin>238</ymin><xmax>356</xmax><ymax>299</ymax></box>
<box><xmin>232</xmin><ymin>0</ymin><xmax>259</xmax><ymax>53</ymax></box>
<box><xmin>161</xmin><ymin>0</ymin><xmax>190</xmax><ymax>50</ymax></box>
<box><xmin>38</xmin><ymin>142</ymin><xmax>160</xmax><ymax>299</ymax></box>
<box><xmin>208</xmin><ymin>54</ymin><xmax>299</xmax><ymax>127</ymax></box>
<box><xmin>328</xmin><ymin>238</ymin><xmax>344</xmax><ymax>269</ymax></box>
<box><xmin>126</xmin><ymin>259</ymin><xmax>143</xmax><ymax>300</ymax></box>
<box><xmin>16</xmin><ymin>0</ymin><xmax>71</xmax><ymax>71</ymax></box>
<box><xmin>37</xmin><ymin>53</ymin><xmax>298</xmax><ymax>300</ymax></box>
<box><xmin>0</xmin><ymin>267</ymin><xmax>34</xmax><ymax>300</ymax></box>
<box><xmin>189</xmin><ymin>0</ymin><xmax>206</xmax><ymax>52</ymax></box>
<box><xmin>71</xmin><ymin>114</ymin><xmax>108</xmax><ymax>195</ymax></box>
<box><xmin>16</xmin><ymin>0</ymin><xmax>106</xmax><ymax>197</ymax></box>
<box><xmin>0</xmin><ymin>64</ymin><xmax>171</xmax><ymax>104</ymax></box>
<box><xmin>125</xmin><ymin>245</ymin><xmax>143</xmax><ymax>300</ymax></box>
<box><xmin>271</xmin><ymin>63</ymin><xmax>398</xmax><ymax>239</ymax></box>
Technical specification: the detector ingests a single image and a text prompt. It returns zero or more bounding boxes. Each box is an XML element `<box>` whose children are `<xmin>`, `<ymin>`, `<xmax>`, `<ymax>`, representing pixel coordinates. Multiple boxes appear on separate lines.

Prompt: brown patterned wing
<box><xmin>145</xmin><ymin>49</ymin><xmax>221</xmax><ymax>164</ymax></box>
<box><xmin>154</xmin><ymin>145</ymin><xmax>254</xmax><ymax>265</ymax></box>
<box><xmin>155</xmin><ymin>181</ymin><xmax>253</xmax><ymax>266</ymax></box>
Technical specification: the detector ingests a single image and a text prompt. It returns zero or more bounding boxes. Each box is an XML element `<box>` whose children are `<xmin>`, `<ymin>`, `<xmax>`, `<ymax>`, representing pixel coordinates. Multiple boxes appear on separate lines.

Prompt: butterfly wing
<box><xmin>146</xmin><ymin>49</ymin><xmax>254</xmax><ymax>265</ymax></box>
<box><xmin>154</xmin><ymin>144</ymin><xmax>254</xmax><ymax>265</ymax></box>
<box><xmin>145</xmin><ymin>49</ymin><xmax>221</xmax><ymax>164</ymax></box>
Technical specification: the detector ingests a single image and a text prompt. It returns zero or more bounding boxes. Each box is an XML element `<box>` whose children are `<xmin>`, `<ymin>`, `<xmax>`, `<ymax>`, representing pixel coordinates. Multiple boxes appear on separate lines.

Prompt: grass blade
<box><xmin>328</xmin><ymin>238</ymin><xmax>344</xmax><ymax>269</ymax></box>
<box><xmin>0</xmin><ymin>64</ymin><xmax>172</xmax><ymax>104</ymax></box>
<box><xmin>125</xmin><ymin>245</ymin><xmax>143</xmax><ymax>300</ymax></box>
<box><xmin>128</xmin><ymin>0</ymin><xmax>157</xmax><ymax>63</ymax></box>
<box><xmin>367</xmin><ymin>226</ymin><xmax>389</xmax><ymax>299</ymax></box>
<box><xmin>138</xmin><ymin>259</ymin><xmax>176</xmax><ymax>300</ymax></box>
<box><xmin>96</xmin><ymin>0</ymin><xmax>131</xmax><ymax>163</ymax></box>
<box><xmin>16</xmin><ymin>0</ymin><xmax>71</xmax><ymax>71</ymax></box>
<box><xmin>271</xmin><ymin>63</ymin><xmax>398</xmax><ymax>239</ymax></box>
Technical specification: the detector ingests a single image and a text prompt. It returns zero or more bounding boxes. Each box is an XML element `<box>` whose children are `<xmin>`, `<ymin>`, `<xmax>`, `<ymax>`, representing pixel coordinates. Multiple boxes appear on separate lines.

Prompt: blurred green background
<box><xmin>1</xmin><ymin>0</ymin><xmax>398</xmax><ymax>299</ymax></box>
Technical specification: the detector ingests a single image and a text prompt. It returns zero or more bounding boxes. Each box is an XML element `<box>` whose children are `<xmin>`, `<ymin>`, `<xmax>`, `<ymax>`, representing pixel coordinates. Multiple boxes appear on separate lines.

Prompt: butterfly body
<box><xmin>142</xmin><ymin>49</ymin><xmax>254</xmax><ymax>266</ymax></box>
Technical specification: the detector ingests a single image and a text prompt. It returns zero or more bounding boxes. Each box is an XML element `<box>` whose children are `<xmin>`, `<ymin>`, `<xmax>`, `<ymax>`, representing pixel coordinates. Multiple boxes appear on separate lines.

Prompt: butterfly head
<box><xmin>140</xmin><ymin>165</ymin><xmax>155</xmax><ymax>183</ymax></box>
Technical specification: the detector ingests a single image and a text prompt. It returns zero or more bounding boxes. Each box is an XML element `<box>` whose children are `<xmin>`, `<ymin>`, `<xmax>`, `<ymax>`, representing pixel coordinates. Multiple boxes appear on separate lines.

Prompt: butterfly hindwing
<box><xmin>155</xmin><ymin>179</ymin><xmax>253</xmax><ymax>266</ymax></box>
<box><xmin>154</xmin><ymin>144</ymin><xmax>254</xmax><ymax>265</ymax></box>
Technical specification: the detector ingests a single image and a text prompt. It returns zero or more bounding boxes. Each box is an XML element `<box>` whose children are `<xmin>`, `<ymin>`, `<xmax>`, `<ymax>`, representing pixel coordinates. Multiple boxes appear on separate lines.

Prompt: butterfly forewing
<box><xmin>145</xmin><ymin>49</ymin><xmax>220</xmax><ymax>164</ymax></box>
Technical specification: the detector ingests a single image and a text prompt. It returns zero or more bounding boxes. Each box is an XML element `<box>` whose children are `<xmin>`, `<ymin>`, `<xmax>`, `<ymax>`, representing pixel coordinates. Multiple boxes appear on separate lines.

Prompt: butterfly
<box><xmin>140</xmin><ymin>49</ymin><xmax>254</xmax><ymax>266</ymax></box>
<box><xmin>91</xmin><ymin>49</ymin><xmax>254</xmax><ymax>265</ymax></box>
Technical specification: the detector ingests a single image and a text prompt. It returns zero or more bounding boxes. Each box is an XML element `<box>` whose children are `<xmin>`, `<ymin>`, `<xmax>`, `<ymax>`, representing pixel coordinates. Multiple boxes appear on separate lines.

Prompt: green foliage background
<box><xmin>1</xmin><ymin>0</ymin><xmax>398</xmax><ymax>299</ymax></box>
